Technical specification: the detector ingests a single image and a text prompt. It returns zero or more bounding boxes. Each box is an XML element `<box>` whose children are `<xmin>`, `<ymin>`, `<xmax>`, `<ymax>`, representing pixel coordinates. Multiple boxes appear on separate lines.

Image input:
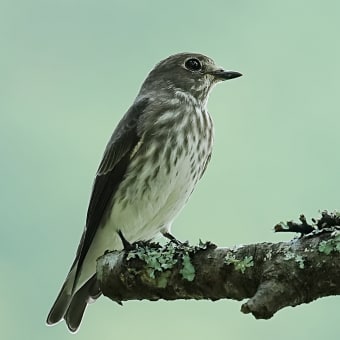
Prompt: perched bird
<box><xmin>46</xmin><ymin>52</ymin><xmax>242</xmax><ymax>332</ymax></box>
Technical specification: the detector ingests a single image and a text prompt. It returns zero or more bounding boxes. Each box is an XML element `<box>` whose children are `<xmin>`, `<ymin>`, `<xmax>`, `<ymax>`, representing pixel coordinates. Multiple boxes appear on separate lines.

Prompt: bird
<box><xmin>46</xmin><ymin>52</ymin><xmax>242</xmax><ymax>332</ymax></box>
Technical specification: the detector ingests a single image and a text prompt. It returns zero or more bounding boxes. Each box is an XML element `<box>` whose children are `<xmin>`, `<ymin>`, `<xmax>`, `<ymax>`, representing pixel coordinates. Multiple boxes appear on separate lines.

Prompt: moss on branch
<box><xmin>97</xmin><ymin>227</ymin><xmax>340</xmax><ymax>319</ymax></box>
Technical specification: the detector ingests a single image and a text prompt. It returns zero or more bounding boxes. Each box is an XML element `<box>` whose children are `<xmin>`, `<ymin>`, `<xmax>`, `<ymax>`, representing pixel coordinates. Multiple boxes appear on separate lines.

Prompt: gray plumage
<box><xmin>46</xmin><ymin>52</ymin><xmax>241</xmax><ymax>332</ymax></box>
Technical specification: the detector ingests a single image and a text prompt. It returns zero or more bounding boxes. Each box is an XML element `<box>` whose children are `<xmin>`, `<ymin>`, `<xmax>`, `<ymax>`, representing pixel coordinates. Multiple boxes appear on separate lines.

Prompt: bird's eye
<box><xmin>184</xmin><ymin>58</ymin><xmax>202</xmax><ymax>71</ymax></box>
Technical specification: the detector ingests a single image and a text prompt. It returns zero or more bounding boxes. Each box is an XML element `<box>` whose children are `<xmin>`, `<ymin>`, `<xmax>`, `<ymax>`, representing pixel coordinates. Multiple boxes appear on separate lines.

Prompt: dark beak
<box><xmin>208</xmin><ymin>69</ymin><xmax>242</xmax><ymax>81</ymax></box>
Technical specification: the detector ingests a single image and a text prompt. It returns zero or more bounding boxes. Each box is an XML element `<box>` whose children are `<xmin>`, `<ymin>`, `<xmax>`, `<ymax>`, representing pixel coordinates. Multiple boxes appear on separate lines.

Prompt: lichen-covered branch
<box><xmin>96</xmin><ymin>230</ymin><xmax>340</xmax><ymax>319</ymax></box>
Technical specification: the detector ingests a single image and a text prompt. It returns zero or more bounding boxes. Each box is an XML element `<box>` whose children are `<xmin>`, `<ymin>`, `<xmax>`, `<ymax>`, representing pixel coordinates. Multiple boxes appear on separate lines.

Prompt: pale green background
<box><xmin>1</xmin><ymin>0</ymin><xmax>340</xmax><ymax>339</ymax></box>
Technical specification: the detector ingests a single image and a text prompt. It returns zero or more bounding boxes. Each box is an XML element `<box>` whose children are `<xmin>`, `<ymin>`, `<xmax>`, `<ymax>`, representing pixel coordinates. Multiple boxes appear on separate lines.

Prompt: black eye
<box><xmin>184</xmin><ymin>58</ymin><xmax>202</xmax><ymax>71</ymax></box>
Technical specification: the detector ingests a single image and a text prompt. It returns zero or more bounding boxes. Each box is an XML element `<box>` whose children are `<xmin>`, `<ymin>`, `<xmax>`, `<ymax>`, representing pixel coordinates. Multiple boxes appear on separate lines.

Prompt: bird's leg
<box><xmin>117</xmin><ymin>230</ymin><xmax>135</xmax><ymax>251</ymax></box>
<box><xmin>162</xmin><ymin>231</ymin><xmax>183</xmax><ymax>245</ymax></box>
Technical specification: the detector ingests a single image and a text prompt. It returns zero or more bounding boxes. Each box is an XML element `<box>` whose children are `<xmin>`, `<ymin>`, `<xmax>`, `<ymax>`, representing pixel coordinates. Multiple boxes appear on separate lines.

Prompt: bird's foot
<box><xmin>117</xmin><ymin>230</ymin><xmax>135</xmax><ymax>251</ymax></box>
<box><xmin>118</xmin><ymin>230</ymin><xmax>160</xmax><ymax>250</ymax></box>
<box><xmin>162</xmin><ymin>232</ymin><xmax>184</xmax><ymax>246</ymax></box>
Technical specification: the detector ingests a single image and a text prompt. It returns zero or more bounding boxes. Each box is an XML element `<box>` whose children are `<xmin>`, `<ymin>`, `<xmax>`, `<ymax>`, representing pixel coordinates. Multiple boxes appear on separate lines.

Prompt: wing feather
<box><xmin>73</xmin><ymin>97</ymin><xmax>149</xmax><ymax>285</ymax></box>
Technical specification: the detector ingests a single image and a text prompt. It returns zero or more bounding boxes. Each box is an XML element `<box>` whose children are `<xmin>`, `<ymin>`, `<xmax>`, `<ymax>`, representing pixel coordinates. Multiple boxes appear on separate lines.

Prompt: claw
<box><xmin>117</xmin><ymin>230</ymin><xmax>135</xmax><ymax>250</ymax></box>
<box><xmin>162</xmin><ymin>232</ymin><xmax>183</xmax><ymax>245</ymax></box>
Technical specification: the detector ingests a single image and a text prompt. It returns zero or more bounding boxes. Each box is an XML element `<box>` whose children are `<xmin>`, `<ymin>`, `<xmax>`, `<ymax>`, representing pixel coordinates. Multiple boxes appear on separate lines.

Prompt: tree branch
<box><xmin>96</xmin><ymin>229</ymin><xmax>340</xmax><ymax>319</ymax></box>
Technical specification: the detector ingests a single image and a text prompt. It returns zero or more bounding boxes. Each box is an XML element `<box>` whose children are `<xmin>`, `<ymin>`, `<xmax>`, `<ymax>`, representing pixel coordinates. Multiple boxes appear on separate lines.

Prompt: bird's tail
<box><xmin>46</xmin><ymin>268</ymin><xmax>75</xmax><ymax>326</ymax></box>
<box><xmin>46</xmin><ymin>268</ymin><xmax>101</xmax><ymax>332</ymax></box>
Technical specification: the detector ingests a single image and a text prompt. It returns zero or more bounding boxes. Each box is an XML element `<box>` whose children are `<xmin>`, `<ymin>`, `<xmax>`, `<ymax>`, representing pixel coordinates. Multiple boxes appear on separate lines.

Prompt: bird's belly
<box><xmin>108</xmin><ymin>152</ymin><xmax>199</xmax><ymax>242</ymax></box>
<box><xmin>76</xmin><ymin>148</ymin><xmax>204</xmax><ymax>290</ymax></box>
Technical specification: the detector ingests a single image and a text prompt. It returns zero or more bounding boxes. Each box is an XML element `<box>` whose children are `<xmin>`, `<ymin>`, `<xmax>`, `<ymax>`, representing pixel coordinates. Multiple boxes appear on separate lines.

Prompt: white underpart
<box><xmin>76</xmin><ymin>92</ymin><xmax>214</xmax><ymax>291</ymax></box>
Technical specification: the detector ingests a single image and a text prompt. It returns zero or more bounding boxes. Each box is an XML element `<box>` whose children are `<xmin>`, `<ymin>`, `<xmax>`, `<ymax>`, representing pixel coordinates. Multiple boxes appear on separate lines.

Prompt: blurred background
<box><xmin>1</xmin><ymin>0</ymin><xmax>340</xmax><ymax>339</ymax></box>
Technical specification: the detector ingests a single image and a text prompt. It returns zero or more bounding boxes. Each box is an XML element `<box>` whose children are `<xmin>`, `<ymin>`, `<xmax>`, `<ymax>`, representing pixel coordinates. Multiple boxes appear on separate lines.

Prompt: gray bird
<box><xmin>46</xmin><ymin>52</ymin><xmax>242</xmax><ymax>332</ymax></box>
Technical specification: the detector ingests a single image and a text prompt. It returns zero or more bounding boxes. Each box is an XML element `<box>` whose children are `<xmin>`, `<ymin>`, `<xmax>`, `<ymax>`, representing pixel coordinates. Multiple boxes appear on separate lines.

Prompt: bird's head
<box><xmin>139</xmin><ymin>52</ymin><xmax>242</xmax><ymax>103</ymax></box>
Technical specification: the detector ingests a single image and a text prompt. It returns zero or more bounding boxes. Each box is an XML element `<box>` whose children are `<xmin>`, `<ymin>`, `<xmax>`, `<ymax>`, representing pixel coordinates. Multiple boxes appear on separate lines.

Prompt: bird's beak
<box><xmin>208</xmin><ymin>69</ymin><xmax>242</xmax><ymax>81</ymax></box>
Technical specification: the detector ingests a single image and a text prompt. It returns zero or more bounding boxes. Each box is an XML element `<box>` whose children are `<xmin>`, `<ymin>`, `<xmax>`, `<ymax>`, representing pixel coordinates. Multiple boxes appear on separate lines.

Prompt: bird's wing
<box><xmin>200</xmin><ymin>153</ymin><xmax>212</xmax><ymax>179</ymax></box>
<box><xmin>73</xmin><ymin>97</ymin><xmax>150</xmax><ymax>284</ymax></box>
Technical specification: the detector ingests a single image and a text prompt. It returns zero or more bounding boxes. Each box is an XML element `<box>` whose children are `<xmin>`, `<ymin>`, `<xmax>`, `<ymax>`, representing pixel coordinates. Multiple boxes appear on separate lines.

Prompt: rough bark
<box><xmin>96</xmin><ymin>230</ymin><xmax>340</xmax><ymax>319</ymax></box>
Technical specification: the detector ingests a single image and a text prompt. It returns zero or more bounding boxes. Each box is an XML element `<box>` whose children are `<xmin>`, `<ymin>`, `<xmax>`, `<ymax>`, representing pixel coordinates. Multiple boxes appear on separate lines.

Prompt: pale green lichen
<box><xmin>179</xmin><ymin>252</ymin><xmax>195</xmax><ymax>281</ymax></box>
<box><xmin>318</xmin><ymin>232</ymin><xmax>340</xmax><ymax>255</ymax></box>
<box><xmin>155</xmin><ymin>270</ymin><xmax>172</xmax><ymax>288</ymax></box>
<box><xmin>295</xmin><ymin>255</ymin><xmax>305</xmax><ymax>269</ymax></box>
<box><xmin>283</xmin><ymin>251</ymin><xmax>294</xmax><ymax>260</ymax></box>
<box><xmin>283</xmin><ymin>250</ymin><xmax>305</xmax><ymax>269</ymax></box>
<box><xmin>176</xmin><ymin>240</ymin><xmax>216</xmax><ymax>281</ymax></box>
<box><xmin>224</xmin><ymin>254</ymin><xmax>254</xmax><ymax>274</ymax></box>
<box><xmin>126</xmin><ymin>242</ymin><xmax>199</xmax><ymax>282</ymax></box>
<box><xmin>264</xmin><ymin>249</ymin><xmax>273</xmax><ymax>261</ymax></box>
<box><xmin>126</xmin><ymin>243</ymin><xmax>178</xmax><ymax>279</ymax></box>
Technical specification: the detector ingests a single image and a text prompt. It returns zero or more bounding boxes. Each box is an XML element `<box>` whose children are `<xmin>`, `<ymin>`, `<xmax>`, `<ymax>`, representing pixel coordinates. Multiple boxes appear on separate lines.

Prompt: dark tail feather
<box><xmin>46</xmin><ymin>280</ymin><xmax>73</xmax><ymax>326</ymax></box>
<box><xmin>64</xmin><ymin>275</ymin><xmax>101</xmax><ymax>333</ymax></box>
